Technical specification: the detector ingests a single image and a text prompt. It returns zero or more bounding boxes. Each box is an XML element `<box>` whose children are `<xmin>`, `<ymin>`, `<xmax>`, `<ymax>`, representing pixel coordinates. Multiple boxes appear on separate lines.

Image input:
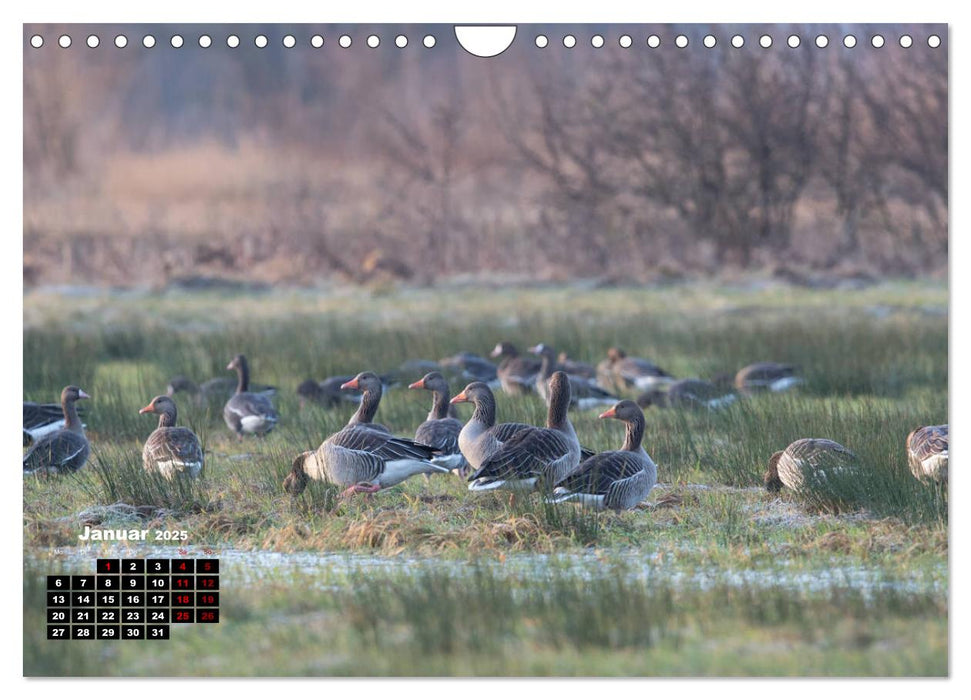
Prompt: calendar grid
<box><xmin>47</xmin><ymin>558</ymin><xmax>219</xmax><ymax>640</ymax></box>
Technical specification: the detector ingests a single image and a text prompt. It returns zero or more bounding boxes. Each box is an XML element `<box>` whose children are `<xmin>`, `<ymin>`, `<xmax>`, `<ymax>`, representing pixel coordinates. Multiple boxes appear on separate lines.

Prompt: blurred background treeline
<box><xmin>23</xmin><ymin>23</ymin><xmax>947</xmax><ymax>288</ymax></box>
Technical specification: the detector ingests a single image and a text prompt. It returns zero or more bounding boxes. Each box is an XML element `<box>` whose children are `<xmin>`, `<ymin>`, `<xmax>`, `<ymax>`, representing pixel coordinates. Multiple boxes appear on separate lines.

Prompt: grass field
<box><xmin>22</xmin><ymin>280</ymin><xmax>948</xmax><ymax>676</ymax></box>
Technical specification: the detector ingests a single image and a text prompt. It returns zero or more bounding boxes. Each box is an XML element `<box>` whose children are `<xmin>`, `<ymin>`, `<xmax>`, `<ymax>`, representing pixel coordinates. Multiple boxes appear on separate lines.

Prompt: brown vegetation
<box><xmin>24</xmin><ymin>23</ymin><xmax>946</xmax><ymax>287</ymax></box>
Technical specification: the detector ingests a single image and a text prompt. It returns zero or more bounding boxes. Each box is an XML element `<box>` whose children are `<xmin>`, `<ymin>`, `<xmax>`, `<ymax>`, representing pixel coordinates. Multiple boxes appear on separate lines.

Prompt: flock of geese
<box><xmin>23</xmin><ymin>343</ymin><xmax>949</xmax><ymax>511</ymax></box>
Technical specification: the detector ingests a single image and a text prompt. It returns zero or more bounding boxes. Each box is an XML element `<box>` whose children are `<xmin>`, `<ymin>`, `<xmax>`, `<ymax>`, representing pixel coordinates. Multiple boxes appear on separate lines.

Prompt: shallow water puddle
<box><xmin>26</xmin><ymin>544</ymin><xmax>946</xmax><ymax>600</ymax></box>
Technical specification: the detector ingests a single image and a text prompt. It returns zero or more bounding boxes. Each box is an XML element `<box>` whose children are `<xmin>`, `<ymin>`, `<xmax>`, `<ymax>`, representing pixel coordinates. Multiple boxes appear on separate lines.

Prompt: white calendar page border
<box><xmin>4</xmin><ymin>0</ymin><xmax>962</xmax><ymax>696</ymax></box>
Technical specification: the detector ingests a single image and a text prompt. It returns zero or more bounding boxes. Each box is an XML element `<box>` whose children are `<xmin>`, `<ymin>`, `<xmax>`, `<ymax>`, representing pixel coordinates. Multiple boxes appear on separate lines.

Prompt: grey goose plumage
<box><xmin>735</xmin><ymin>362</ymin><xmax>802</xmax><ymax>395</ymax></box>
<box><xmin>23</xmin><ymin>386</ymin><xmax>90</xmax><ymax>476</ymax></box>
<box><xmin>764</xmin><ymin>438</ymin><xmax>858</xmax><ymax>493</ymax></box>
<box><xmin>223</xmin><ymin>354</ymin><xmax>279</xmax><ymax>437</ymax></box>
<box><xmin>139</xmin><ymin>395</ymin><xmax>204</xmax><ymax>479</ymax></box>
<box><xmin>530</xmin><ymin>343</ymin><xmax>617</xmax><ymax>409</ymax></box>
<box><xmin>906</xmin><ymin>424</ymin><xmax>948</xmax><ymax>483</ymax></box>
<box><xmin>549</xmin><ymin>400</ymin><xmax>657</xmax><ymax>511</ymax></box>
<box><xmin>23</xmin><ymin>400</ymin><xmax>85</xmax><ymax>446</ymax></box>
<box><xmin>597</xmin><ymin>347</ymin><xmax>673</xmax><ymax>394</ymax></box>
<box><xmin>297</xmin><ymin>375</ymin><xmax>361</xmax><ymax>409</ymax></box>
<box><xmin>340</xmin><ymin>371</ymin><xmax>392</xmax><ymax>433</ymax></box>
<box><xmin>465</xmin><ymin>371</ymin><xmax>582</xmax><ymax>493</ymax></box>
<box><xmin>637</xmin><ymin>378</ymin><xmax>737</xmax><ymax>411</ymax></box>
<box><xmin>168</xmin><ymin>374</ymin><xmax>277</xmax><ymax>406</ymax></box>
<box><xmin>409</xmin><ymin>372</ymin><xmax>468</xmax><ymax>474</ymax></box>
<box><xmin>450</xmin><ymin>381</ymin><xmax>538</xmax><ymax>473</ymax></box>
<box><xmin>438</xmin><ymin>352</ymin><xmax>499</xmax><ymax>384</ymax></box>
<box><xmin>490</xmin><ymin>342</ymin><xmax>542</xmax><ymax>396</ymax></box>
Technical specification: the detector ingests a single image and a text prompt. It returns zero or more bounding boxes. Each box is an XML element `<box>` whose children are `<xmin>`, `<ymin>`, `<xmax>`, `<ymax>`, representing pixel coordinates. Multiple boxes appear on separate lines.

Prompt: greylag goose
<box><xmin>906</xmin><ymin>425</ymin><xmax>948</xmax><ymax>483</ymax></box>
<box><xmin>548</xmin><ymin>400</ymin><xmax>657</xmax><ymax>511</ymax></box>
<box><xmin>438</xmin><ymin>352</ymin><xmax>499</xmax><ymax>384</ymax></box>
<box><xmin>138</xmin><ymin>395</ymin><xmax>204</xmax><ymax>479</ymax></box>
<box><xmin>735</xmin><ymin>362</ymin><xmax>802</xmax><ymax>395</ymax></box>
<box><xmin>764</xmin><ymin>438</ymin><xmax>857</xmax><ymax>493</ymax></box>
<box><xmin>223</xmin><ymin>355</ymin><xmax>279</xmax><ymax>438</ymax></box>
<box><xmin>297</xmin><ymin>376</ymin><xmax>360</xmax><ymax>409</ymax></box>
<box><xmin>465</xmin><ymin>371</ymin><xmax>581</xmax><ymax>492</ymax></box>
<box><xmin>283</xmin><ymin>416</ymin><xmax>446</xmax><ymax>498</ymax></box>
<box><xmin>409</xmin><ymin>372</ymin><xmax>467</xmax><ymax>474</ymax></box>
<box><xmin>530</xmin><ymin>343</ymin><xmax>617</xmax><ymax>409</ymax></box>
<box><xmin>23</xmin><ymin>400</ymin><xmax>85</xmax><ymax>446</ymax></box>
<box><xmin>340</xmin><ymin>371</ymin><xmax>392</xmax><ymax>432</ymax></box>
<box><xmin>168</xmin><ymin>375</ymin><xmax>277</xmax><ymax>405</ymax></box>
<box><xmin>490</xmin><ymin>342</ymin><xmax>541</xmax><ymax>395</ymax></box>
<box><xmin>450</xmin><ymin>381</ymin><xmax>538</xmax><ymax>471</ymax></box>
<box><xmin>23</xmin><ymin>386</ymin><xmax>90</xmax><ymax>475</ymax></box>
<box><xmin>556</xmin><ymin>352</ymin><xmax>597</xmax><ymax>380</ymax></box>
<box><xmin>637</xmin><ymin>377</ymin><xmax>737</xmax><ymax>411</ymax></box>
<box><xmin>597</xmin><ymin>347</ymin><xmax>673</xmax><ymax>394</ymax></box>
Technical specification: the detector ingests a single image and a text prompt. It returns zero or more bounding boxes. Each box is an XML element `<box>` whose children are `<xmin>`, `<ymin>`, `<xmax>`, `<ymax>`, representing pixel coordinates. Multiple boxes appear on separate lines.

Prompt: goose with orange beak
<box><xmin>139</xmin><ymin>395</ymin><xmax>204</xmax><ymax>479</ymax></box>
<box><xmin>23</xmin><ymin>386</ymin><xmax>91</xmax><ymax>476</ymax></box>
<box><xmin>408</xmin><ymin>372</ymin><xmax>467</xmax><ymax>474</ymax></box>
<box><xmin>548</xmin><ymin>400</ymin><xmax>657</xmax><ymax>511</ymax></box>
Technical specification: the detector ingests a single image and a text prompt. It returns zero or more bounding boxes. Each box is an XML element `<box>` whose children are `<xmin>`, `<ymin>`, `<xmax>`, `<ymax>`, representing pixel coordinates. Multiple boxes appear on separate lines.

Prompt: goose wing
<box><xmin>554</xmin><ymin>451</ymin><xmax>646</xmax><ymax>495</ymax></box>
<box><xmin>469</xmin><ymin>427</ymin><xmax>572</xmax><ymax>482</ymax></box>
<box><xmin>908</xmin><ymin>425</ymin><xmax>948</xmax><ymax>461</ymax></box>
<box><xmin>331</xmin><ymin>425</ymin><xmax>436</xmax><ymax>461</ymax></box>
<box><xmin>416</xmin><ymin>417</ymin><xmax>463</xmax><ymax>454</ymax></box>
<box><xmin>23</xmin><ymin>430</ymin><xmax>89</xmax><ymax>473</ymax></box>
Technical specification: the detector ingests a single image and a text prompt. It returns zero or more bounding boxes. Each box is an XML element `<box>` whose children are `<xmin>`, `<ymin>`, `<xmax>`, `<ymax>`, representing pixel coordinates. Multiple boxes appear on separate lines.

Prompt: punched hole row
<box><xmin>28</xmin><ymin>33</ymin><xmax>437</xmax><ymax>49</ymax></box>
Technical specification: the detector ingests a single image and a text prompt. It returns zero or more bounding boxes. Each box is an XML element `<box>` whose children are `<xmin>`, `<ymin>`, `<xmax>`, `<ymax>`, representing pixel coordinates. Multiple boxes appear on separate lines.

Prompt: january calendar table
<box><xmin>47</xmin><ymin>558</ymin><xmax>220</xmax><ymax>640</ymax></box>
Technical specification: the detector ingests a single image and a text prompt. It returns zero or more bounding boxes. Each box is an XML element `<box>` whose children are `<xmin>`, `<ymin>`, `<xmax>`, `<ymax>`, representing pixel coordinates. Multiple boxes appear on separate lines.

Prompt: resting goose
<box><xmin>764</xmin><ymin>438</ymin><xmax>858</xmax><ymax>493</ymax></box>
<box><xmin>735</xmin><ymin>362</ymin><xmax>802</xmax><ymax>395</ymax></box>
<box><xmin>139</xmin><ymin>395</ymin><xmax>204</xmax><ymax>479</ymax></box>
<box><xmin>23</xmin><ymin>386</ymin><xmax>90</xmax><ymax>476</ymax></box>
<box><xmin>906</xmin><ymin>425</ymin><xmax>948</xmax><ymax>483</ymax></box>
<box><xmin>168</xmin><ymin>375</ymin><xmax>277</xmax><ymax>405</ymax></box>
<box><xmin>223</xmin><ymin>355</ymin><xmax>279</xmax><ymax>438</ymax></box>
<box><xmin>23</xmin><ymin>401</ymin><xmax>85</xmax><ymax>446</ymax></box>
<box><xmin>409</xmin><ymin>372</ymin><xmax>468</xmax><ymax>474</ymax></box>
<box><xmin>490</xmin><ymin>341</ymin><xmax>542</xmax><ymax>396</ymax></box>
<box><xmin>297</xmin><ymin>376</ymin><xmax>360</xmax><ymax>409</ymax></box>
<box><xmin>597</xmin><ymin>347</ymin><xmax>673</xmax><ymax>394</ymax></box>
<box><xmin>637</xmin><ymin>378</ymin><xmax>737</xmax><ymax>411</ymax></box>
<box><xmin>438</xmin><ymin>352</ymin><xmax>499</xmax><ymax>384</ymax></box>
<box><xmin>465</xmin><ymin>371</ymin><xmax>582</xmax><ymax>493</ymax></box>
<box><xmin>548</xmin><ymin>400</ymin><xmax>657</xmax><ymax>511</ymax></box>
<box><xmin>530</xmin><ymin>343</ymin><xmax>617</xmax><ymax>409</ymax></box>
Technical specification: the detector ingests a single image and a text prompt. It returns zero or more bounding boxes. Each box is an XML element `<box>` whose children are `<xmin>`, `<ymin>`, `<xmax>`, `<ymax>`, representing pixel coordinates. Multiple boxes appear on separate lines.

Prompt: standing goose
<box><xmin>340</xmin><ymin>371</ymin><xmax>392</xmax><ymax>433</ymax></box>
<box><xmin>283</xmin><ymin>421</ymin><xmax>447</xmax><ymax>499</ymax></box>
<box><xmin>906</xmin><ymin>425</ymin><xmax>948</xmax><ymax>484</ymax></box>
<box><xmin>139</xmin><ymin>395</ymin><xmax>204</xmax><ymax>479</ymax></box>
<box><xmin>735</xmin><ymin>362</ymin><xmax>802</xmax><ymax>395</ymax></box>
<box><xmin>223</xmin><ymin>354</ymin><xmax>279</xmax><ymax>438</ymax></box>
<box><xmin>449</xmin><ymin>381</ymin><xmax>538</xmax><ymax>472</ymax></box>
<box><xmin>548</xmin><ymin>400</ymin><xmax>657</xmax><ymax>511</ymax></box>
<box><xmin>408</xmin><ymin>372</ymin><xmax>468</xmax><ymax>474</ymax></box>
<box><xmin>530</xmin><ymin>343</ymin><xmax>617</xmax><ymax>410</ymax></box>
<box><xmin>466</xmin><ymin>371</ymin><xmax>582</xmax><ymax>493</ymax></box>
<box><xmin>764</xmin><ymin>438</ymin><xmax>858</xmax><ymax>493</ymax></box>
<box><xmin>490</xmin><ymin>341</ymin><xmax>542</xmax><ymax>396</ymax></box>
<box><xmin>637</xmin><ymin>377</ymin><xmax>737</xmax><ymax>411</ymax></box>
<box><xmin>23</xmin><ymin>400</ymin><xmax>85</xmax><ymax>446</ymax></box>
<box><xmin>23</xmin><ymin>386</ymin><xmax>90</xmax><ymax>476</ymax></box>
<box><xmin>597</xmin><ymin>347</ymin><xmax>673</xmax><ymax>394</ymax></box>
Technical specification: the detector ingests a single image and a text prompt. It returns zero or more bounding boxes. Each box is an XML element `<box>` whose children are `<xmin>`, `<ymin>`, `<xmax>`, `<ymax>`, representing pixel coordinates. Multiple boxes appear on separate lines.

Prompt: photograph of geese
<box><xmin>22</xmin><ymin>19</ymin><xmax>948</xmax><ymax>680</ymax></box>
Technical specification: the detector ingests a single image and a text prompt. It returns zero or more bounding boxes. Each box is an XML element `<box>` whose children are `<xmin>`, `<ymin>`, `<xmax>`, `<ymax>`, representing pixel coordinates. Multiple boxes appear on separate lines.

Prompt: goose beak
<box><xmin>598</xmin><ymin>407</ymin><xmax>618</xmax><ymax>420</ymax></box>
<box><xmin>138</xmin><ymin>403</ymin><xmax>154</xmax><ymax>414</ymax></box>
<box><xmin>489</xmin><ymin>344</ymin><xmax>502</xmax><ymax>358</ymax></box>
<box><xmin>340</xmin><ymin>378</ymin><xmax>360</xmax><ymax>391</ymax></box>
<box><xmin>78</xmin><ymin>390</ymin><xmax>91</xmax><ymax>400</ymax></box>
<box><xmin>528</xmin><ymin>344</ymin><xmax>542</xmax><ymax>354</ymax></box>
<box><xmin>408</xmin><ymin>379</ymin><xmax>425</xmax><ymax>390</ymax></box>
<box><xmin>226</xmin><ymin>361</ymin><xmax>234</xmax><ymax>370</ymax></box>
<box><xmin>450</xmin><ymin>391</ymin><xmax>469</xmax><ymax>405</ymax></box>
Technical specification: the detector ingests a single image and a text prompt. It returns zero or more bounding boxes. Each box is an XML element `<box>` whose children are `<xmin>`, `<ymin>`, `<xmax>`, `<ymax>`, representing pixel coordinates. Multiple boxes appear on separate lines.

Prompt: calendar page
<box><xmin>22</xmin><ymin>20</ymin><xmax>948</xmax><ymax>678</ymax></box>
